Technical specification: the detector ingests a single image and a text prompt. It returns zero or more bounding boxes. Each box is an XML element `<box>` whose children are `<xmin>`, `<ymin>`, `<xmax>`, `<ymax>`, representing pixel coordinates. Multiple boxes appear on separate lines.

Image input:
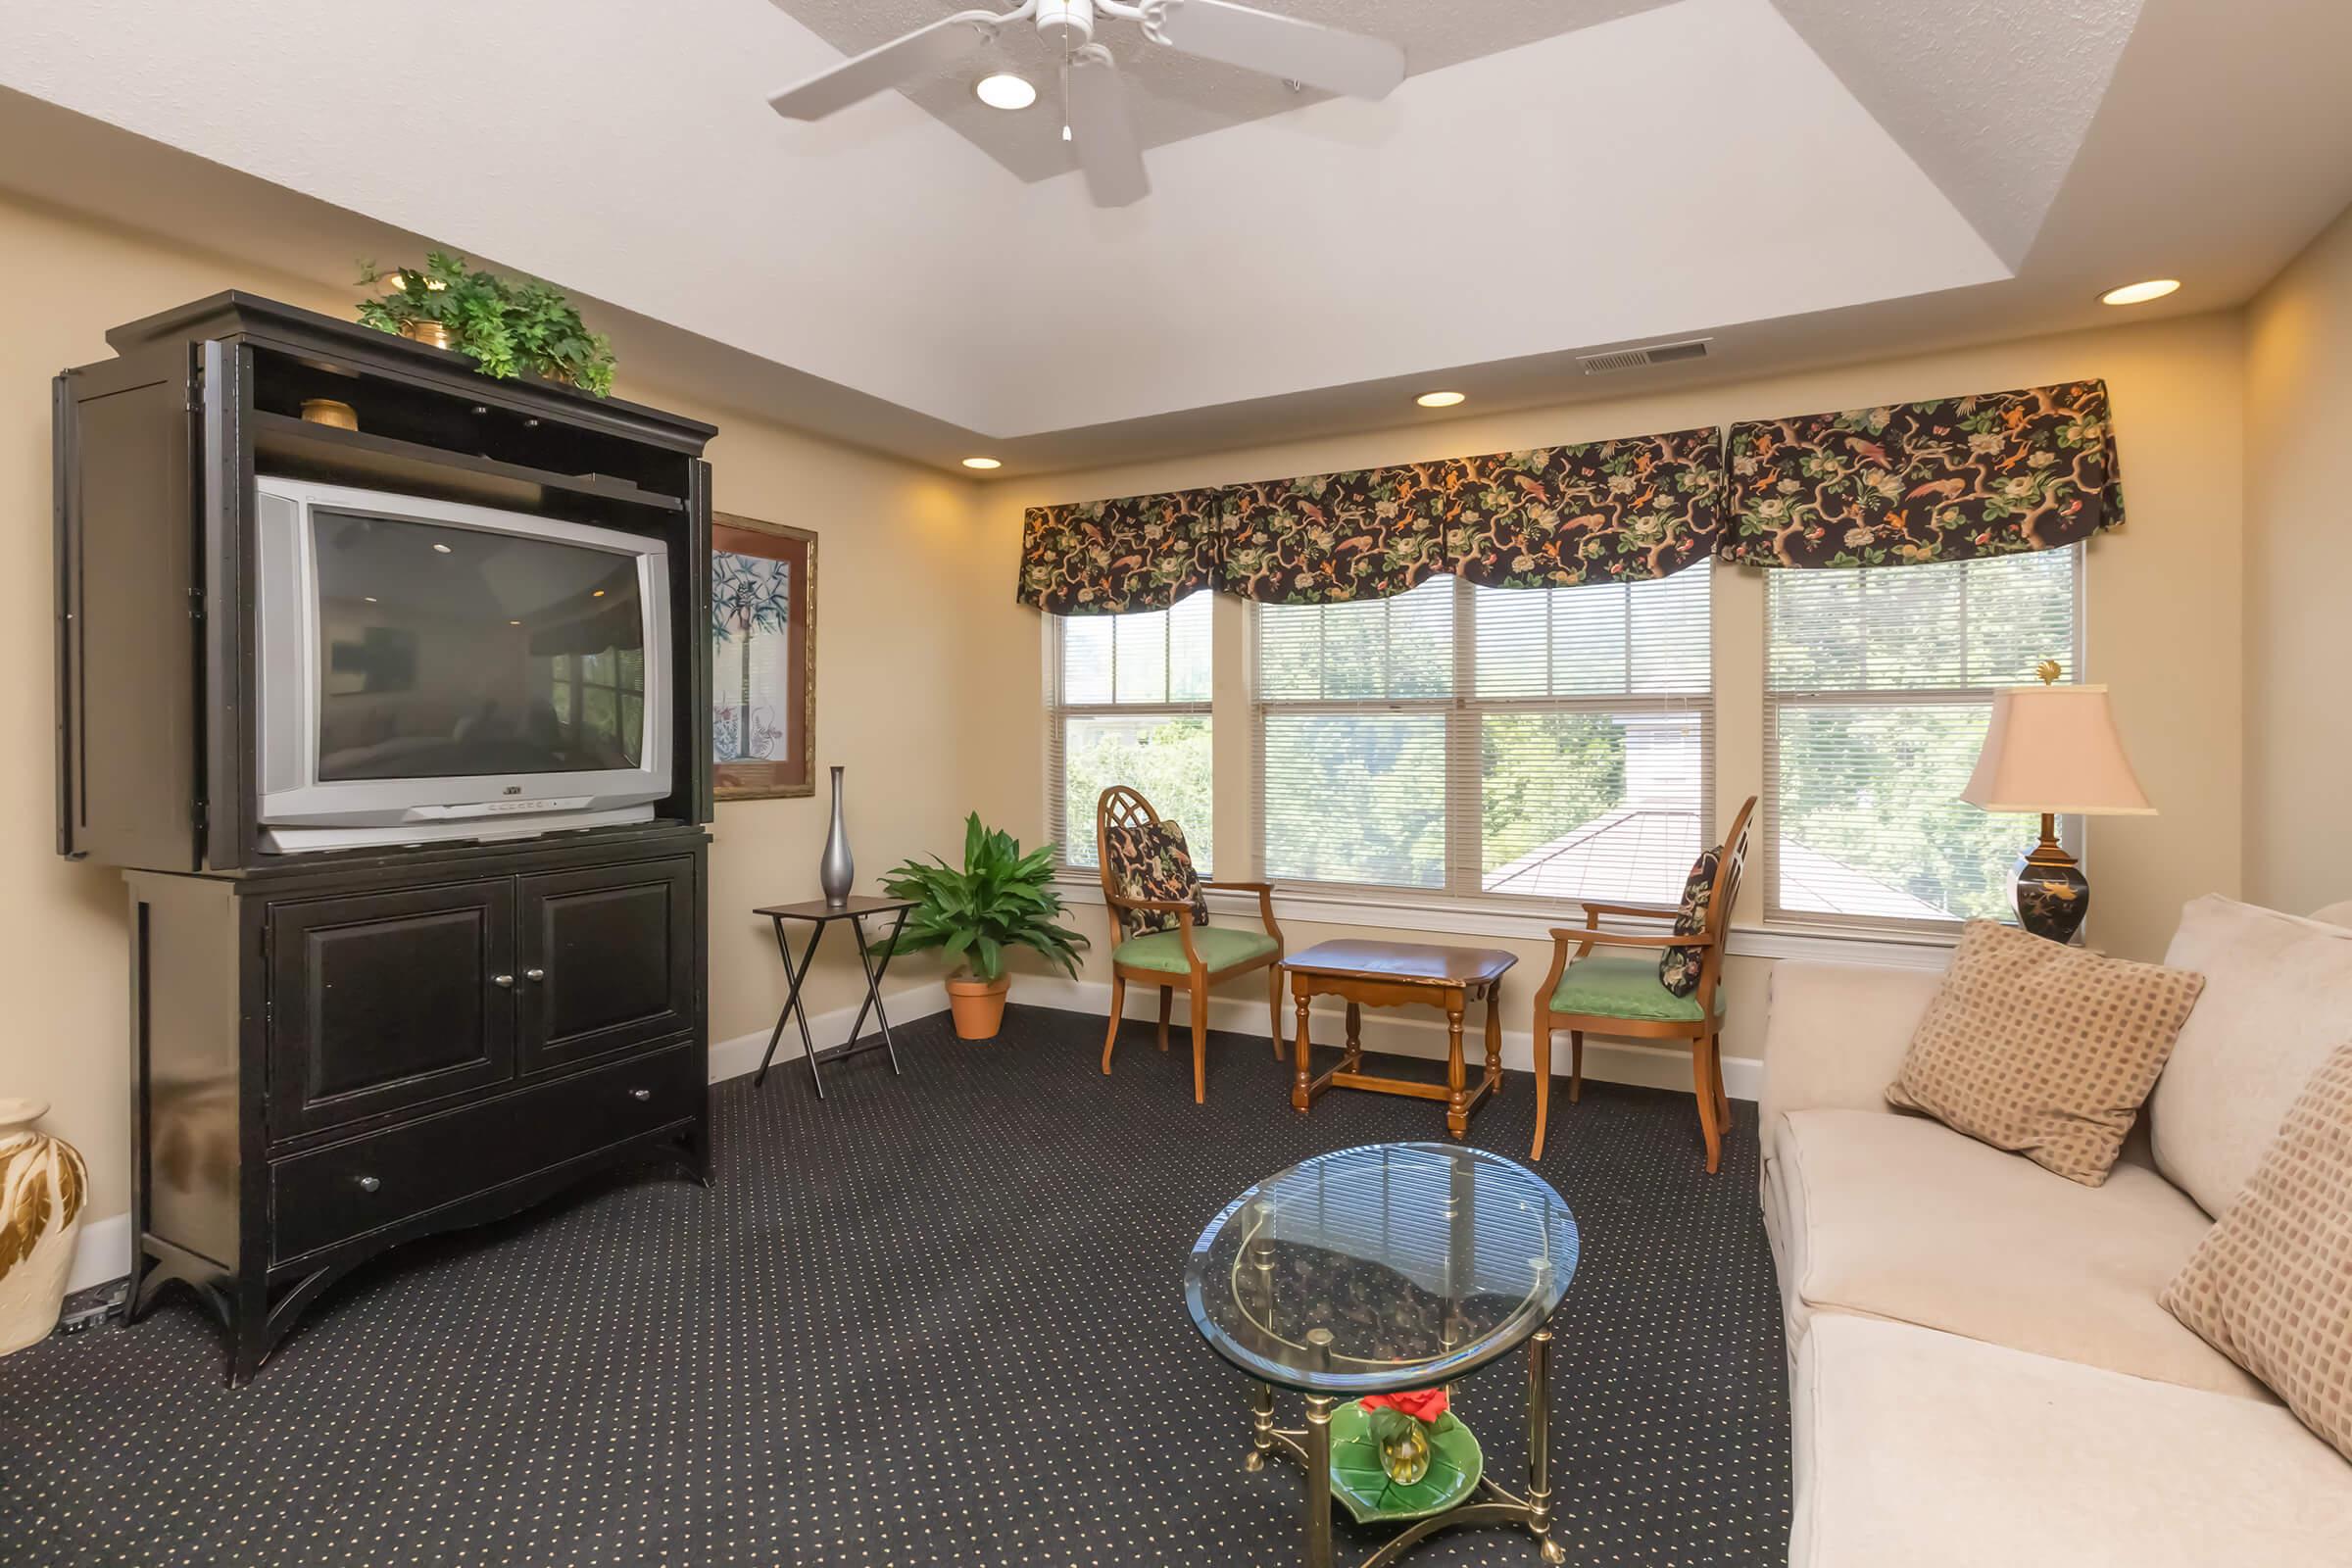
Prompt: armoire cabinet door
<box><xmin>515</xmin><ymin>857</ymin><xmax>695</xmax><ymax>1072</ymax></box>
<box><xmin>268</xmin><ymin>879</ymin><xmax>517</xmax><ymax>1138</ymax></box>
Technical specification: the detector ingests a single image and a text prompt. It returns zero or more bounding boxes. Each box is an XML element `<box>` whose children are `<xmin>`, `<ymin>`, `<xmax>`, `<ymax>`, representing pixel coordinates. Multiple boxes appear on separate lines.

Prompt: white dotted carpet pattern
<box><xmin>0</xmin><ymin>1006</ymin><xmax>1789</xmax><ymax>1565</ymax></box>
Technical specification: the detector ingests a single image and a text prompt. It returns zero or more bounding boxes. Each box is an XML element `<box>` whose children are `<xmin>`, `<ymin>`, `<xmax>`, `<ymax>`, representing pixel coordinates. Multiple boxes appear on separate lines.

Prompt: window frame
<box><xmin>1759</xmin><ymin>544</ymin><xmax>2087</xmax><ymax>935</ymax></box>
<box><xmin>1045</xmin><ymin>601</ymin><xmax>1214</xmax><ymax>873</ymax></box>
<box><xmin>1248</xmin><ymin>571</ymin><xmax>1715</xmax><ymax>907</ymax></box>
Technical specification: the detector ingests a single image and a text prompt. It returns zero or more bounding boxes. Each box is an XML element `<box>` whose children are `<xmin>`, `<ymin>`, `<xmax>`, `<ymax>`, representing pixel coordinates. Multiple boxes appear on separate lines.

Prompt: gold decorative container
<box><xmin>400</xmin><ymin>319</ymin><xmax>456</xmax><ymax>350</ymax></box>
<box><xmin>298</xmin><ymin>398</ymin><xmax>359</xmax><ymax>431</ymax></box>
<box><xmin>0</xmin><ymin>1099</ymin><xmax>86</xmax><ymax>1357</ymax></box>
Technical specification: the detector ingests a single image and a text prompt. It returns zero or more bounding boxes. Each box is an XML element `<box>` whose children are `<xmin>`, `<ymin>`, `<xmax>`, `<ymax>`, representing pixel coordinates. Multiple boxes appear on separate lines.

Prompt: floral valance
<box><xmin>1017</xmin><ymin>486</ymin><xmax>1223</xmax><ymax>614</ymax></box>
<box><xmin>1014</xmin><ymin>381</ymin><xmax>2124</xmax><ymax>612</ymax></box>
<box><xmin>1018</xmin><ymin>427</ymin><xmax>1724</xmax><ymax>612</ymax></box>
<box><xmin>1718</xmin><ymin>379</ymin><xmax>2123</xmax><ymax>568</ymax></box>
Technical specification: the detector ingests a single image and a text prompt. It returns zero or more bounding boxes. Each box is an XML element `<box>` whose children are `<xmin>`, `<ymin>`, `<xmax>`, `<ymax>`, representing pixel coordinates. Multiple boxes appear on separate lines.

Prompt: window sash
<box><xmin>1047</xmin><ymin>598</ymin><xmax>1214</xmax><ymax>872</ymax></box>
<box><xmin>1252</xmin><ymin>571</ymin><xmax>1714</xmax><ymax>906</ymax></box>
<box><xmin>1761</xmin><ymin>547</ymin><xmax>2084</xmax><ymax>934</ymax></box>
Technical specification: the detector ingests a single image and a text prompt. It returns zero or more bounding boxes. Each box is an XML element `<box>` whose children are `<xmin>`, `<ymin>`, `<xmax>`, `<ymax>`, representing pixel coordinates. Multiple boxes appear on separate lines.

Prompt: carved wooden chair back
<box><xmin>1094</xmin><ymin>786</ymin><xmax>1163</xmax><ymax>910</ymax></box>
<box><xmin>1693</xmin><ymin>795</ymin><xmax>1757</xmax><ymax>1004</ymax></box>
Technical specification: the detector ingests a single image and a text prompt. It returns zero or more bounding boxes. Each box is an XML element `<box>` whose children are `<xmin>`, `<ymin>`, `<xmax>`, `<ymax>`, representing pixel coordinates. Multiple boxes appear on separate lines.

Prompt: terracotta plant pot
<box><xmin>945</xmin><ymin>975</ymin><xmax>1011</xmax><ymax>1041</ymax></box>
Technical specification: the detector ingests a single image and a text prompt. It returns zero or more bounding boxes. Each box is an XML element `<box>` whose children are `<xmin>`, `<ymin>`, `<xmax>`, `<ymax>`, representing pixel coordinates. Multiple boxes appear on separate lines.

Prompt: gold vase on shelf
<box><xmin>399</xmin><ymin>319</ymin><xmax>456</xmax><ymax>350</ymax></box>
<box><xmin>298</xmin><ymin>398</ymin><xmax>358</xmax><ymax>430</ymax></box>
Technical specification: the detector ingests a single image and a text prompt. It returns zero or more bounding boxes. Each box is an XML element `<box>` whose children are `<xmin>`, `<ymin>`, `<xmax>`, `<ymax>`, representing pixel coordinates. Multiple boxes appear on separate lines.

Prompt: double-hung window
<box><xmin>1763</xmin><ymin>546</ymin><xmax>2082</xmax><ymax>930</ymax></box>
<box><xmin>1251</xmin><ymin>564</ymin><xmax>1713</xmax><ymax>904</ymax></box>
<box><xmin>1048</xmin><ymin>594</ymin><xmax>1214</xmax><ymax>870</ymax></box>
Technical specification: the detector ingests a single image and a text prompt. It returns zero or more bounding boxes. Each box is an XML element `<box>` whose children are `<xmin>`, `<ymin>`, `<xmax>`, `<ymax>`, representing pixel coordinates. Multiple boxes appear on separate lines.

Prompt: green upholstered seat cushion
<box><xmin>1116</xmin><ymin>925</ymin><xmax>1279</xmax><ymax>975</ymax></box>
<box><xmin>1547</xmin><ymin>953</ymin><xmax>1725</xmax><ymax>1023</ymax></box>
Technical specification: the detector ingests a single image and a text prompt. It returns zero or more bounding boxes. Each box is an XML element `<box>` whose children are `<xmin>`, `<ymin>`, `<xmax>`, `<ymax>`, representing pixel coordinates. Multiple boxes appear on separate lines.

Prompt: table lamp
<box><xmin>1960</xmin><ymin>660</ymin><xmax>2154</xmax><ymax>945</ymax></box>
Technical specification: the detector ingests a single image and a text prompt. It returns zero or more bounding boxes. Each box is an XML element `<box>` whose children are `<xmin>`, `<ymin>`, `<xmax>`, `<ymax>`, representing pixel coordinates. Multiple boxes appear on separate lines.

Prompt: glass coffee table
<box><xmin>1184</xmin><ymin>1144</ymin><xmax>1581</xmax><ymax>1568</ymax></box>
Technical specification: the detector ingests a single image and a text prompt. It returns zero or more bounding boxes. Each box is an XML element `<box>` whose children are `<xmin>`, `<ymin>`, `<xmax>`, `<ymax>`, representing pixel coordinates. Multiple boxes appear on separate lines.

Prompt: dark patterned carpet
<box><xmin>0</xmin><ymin>1006</ymin><xmax>1789</xmax><ymax>1566</ymax></box>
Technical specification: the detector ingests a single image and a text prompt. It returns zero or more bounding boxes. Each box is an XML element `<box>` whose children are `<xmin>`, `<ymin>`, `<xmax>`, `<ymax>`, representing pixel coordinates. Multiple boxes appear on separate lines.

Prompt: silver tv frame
<box><xmin>254</xmin><ymin>476</ymin><xmax>672</xmax><ymax>854</ymax></box>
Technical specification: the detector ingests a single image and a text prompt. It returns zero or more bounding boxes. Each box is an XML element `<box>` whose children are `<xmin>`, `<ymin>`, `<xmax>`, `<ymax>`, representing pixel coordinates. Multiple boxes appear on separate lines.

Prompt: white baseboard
<box><xmin>68</xmin><ymin>1210</ymin><xmax>132</xmax><ymax>1296</ymax></box>
<box><xmin>709</xmin><ymin>991</ymin><xmax>951</xmax><ymax>1084</ymax></box>
<box><xmin>1011</xmin><ymin>975</ymin><xmax>1761</xmax><ymax>1102</ymax></box>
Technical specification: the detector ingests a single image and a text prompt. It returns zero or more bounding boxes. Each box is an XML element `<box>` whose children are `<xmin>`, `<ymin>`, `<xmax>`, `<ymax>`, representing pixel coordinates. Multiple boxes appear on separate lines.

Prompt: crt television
<box><xmin>254</xmin><ymin>477</ymin><xmax>672</xmax><ymax>853</ymax></box>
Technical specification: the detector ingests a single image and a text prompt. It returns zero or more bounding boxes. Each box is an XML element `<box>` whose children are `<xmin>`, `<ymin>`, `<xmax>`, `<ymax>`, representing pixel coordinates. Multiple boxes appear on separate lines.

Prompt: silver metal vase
<box><xmin>818</xmin><ymin>765</ymin><xmax>854</xmax><ymax>906</ymax></box>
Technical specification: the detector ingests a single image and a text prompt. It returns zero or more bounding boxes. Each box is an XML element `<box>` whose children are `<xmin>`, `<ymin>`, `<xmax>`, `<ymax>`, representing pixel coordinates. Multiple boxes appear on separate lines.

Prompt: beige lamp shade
<box><xmin>1961</xmin><ymin>683</ymin><xmax>2156</xmax><ymax>815</ymax></box>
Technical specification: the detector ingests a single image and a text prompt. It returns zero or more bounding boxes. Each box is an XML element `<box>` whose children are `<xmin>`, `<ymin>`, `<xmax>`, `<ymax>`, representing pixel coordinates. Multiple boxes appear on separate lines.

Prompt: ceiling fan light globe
<box><xmin>975</xmin><ymin>73</ymin><xmax>1038</xmax><ymax>110</ymax></box>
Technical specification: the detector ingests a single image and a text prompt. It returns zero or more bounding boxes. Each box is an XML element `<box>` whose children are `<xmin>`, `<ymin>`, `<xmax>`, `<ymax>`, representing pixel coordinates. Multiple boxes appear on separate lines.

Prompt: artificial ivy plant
<box><xmin>356</xmin><ymin>252</ymin><xmax>617</xmax><ymax>396</ymax></box>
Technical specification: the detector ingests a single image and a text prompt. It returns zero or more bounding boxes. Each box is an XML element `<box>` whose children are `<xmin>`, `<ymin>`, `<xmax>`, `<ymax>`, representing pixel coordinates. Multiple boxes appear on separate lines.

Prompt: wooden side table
<box><xmin>1284</xmin><ymin>939</ymin><xmax>1518</xmax><ymax>1140</ymax></box>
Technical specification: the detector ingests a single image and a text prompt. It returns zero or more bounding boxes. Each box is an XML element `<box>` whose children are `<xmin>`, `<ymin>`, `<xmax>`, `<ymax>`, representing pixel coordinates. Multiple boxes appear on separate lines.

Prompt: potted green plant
<box><xmin>356</xmin><ymin>252</ymin><xmax>617</xmax><ymax>395</ymax></box>
<box><xmin>870</xmin><ymin>815</ymin><xmax>1089</xmax><ymax>1040</ymax></box>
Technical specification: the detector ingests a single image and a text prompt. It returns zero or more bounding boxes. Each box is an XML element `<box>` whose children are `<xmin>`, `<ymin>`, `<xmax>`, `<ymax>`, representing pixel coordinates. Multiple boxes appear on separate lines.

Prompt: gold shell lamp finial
<box><xmin>2034</xmin><ymin>658</ymin><xmax>2063</xmax><ymax>686</ymax></box>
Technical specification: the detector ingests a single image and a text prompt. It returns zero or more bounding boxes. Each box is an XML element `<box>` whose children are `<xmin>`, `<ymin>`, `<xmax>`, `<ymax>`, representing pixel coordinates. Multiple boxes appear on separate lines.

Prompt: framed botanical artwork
<box><xmin>711</xmin><ymin>514</ymin><xmax>815</xmax><ymax>800</ymax></box>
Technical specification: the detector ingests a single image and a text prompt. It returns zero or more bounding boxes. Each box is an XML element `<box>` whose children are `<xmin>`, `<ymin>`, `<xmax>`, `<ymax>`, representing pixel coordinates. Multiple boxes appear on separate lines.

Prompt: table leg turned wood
<box><xmin>1343</xmin><ymin>1001</ymin><xmax>1362</xmax><ymax>1072</ymax></box>
<box><xmin>1292</xmin><ymin>986</ymin><xmax>1314</xmax><ymax>1112</ymax></box>
<box><xmin>1445</xmin><ymin>991</ymin><xmax>1468</xmax><ymax>1139</ymax></box>
<box><xmin>1484</xmin><ymin>982</ymin><xmax>1503</xmax><ymax>1098</ymax></box>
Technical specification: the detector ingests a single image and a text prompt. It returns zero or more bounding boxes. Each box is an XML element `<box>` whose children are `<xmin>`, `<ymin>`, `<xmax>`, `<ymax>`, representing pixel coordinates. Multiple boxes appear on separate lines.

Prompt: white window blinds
<box><xmin>1048</xmin><ymin>594</ymin><xmax>1214</xmax><ymax>870</ymax></box>
<box><xmin>1253</xmin><ymin>564</ymin><xmax>1713</xmax><ymax>904</ymax></box>
<box><xmin>1764</xmin><ymin>546</ymin><xmax>2082</xmax><ymax>929</ymax></box>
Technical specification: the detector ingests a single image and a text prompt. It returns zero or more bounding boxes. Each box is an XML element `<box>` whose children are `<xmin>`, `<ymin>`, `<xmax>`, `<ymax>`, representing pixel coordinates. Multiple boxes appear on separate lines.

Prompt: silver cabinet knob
<box><xmin>355</xmin><ymin>1174</ymin><xmax>381</xmax><ymax>1194</ymax></box>
<box><xmin>525</xmin><ymin>968</ymin><xmax>546</xmax><ymax>982</ymax></box>
<box><xmin>493</xmin><ymin>973</ymin><xmax>514</xmax><ymax>988</ymax></box>
<box><xmin>628</xmin><ymin>1088</ymin><xmax>651</xmax><ymax>1102</ymax></box>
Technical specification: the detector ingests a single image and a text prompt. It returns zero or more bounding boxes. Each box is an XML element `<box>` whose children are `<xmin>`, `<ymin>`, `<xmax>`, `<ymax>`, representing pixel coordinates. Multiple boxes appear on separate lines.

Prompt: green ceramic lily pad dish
<box><xmin>1328</xmin><ymin>1402</ymin><xmax>1484</xmax><ymax>1524</ymax></box>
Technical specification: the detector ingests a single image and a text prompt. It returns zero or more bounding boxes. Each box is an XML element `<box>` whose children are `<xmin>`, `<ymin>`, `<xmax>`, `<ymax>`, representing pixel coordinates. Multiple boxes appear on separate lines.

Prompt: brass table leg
<box><xmin>1304</xmin><ymin>1394</ymin><xmax>1336</xmax><ymax>1568</ymax></box>
<box><xmin>1528</xmin><ymin>1327</ymin><xmax>1565</xmax><ymax>1563</ymax></box>
<box><xmin>1248</xmin><ymin>1380</ymin><xmax>1276</xmax><ymax>1471</ymax></box>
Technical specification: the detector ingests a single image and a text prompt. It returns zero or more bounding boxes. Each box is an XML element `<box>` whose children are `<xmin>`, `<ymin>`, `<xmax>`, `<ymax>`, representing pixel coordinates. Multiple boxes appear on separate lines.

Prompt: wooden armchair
<box><xmin>1531</xmin><ymin>797</ymin><xmax>1755</xmax><ymax>1171</ymax></box>
<box><xmin>1095</xmin><ymin>787</ymin><xmax>1286</xmax><ymax>1103</ymax></box>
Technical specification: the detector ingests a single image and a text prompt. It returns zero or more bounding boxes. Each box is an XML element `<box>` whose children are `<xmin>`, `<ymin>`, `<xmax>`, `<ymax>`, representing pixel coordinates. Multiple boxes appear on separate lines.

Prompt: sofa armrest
<box><xmin>1757</xmin><ymin>959</ymin><xmax>1948</xmax><ymax>1139</ymax></box>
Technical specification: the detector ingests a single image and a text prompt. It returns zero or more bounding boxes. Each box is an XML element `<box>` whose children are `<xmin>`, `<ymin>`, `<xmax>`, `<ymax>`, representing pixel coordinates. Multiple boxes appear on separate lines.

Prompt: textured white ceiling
<box><xmin>2</xmin><ymin>0</ymin><xmax>2349</xmax><ymax>471</ymax></box>
<box><xmin>763</xmin><ymin>0</ymin><xmax>1680</xmax><ymax>181</ymax></box>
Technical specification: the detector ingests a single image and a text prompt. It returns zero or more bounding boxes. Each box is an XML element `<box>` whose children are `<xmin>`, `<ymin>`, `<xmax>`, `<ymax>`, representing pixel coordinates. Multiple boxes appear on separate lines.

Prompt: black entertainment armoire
<box><xmin>54</xmin><ymin>293</ymin><xmax>718</xmax><ymax>1383</ymax></box>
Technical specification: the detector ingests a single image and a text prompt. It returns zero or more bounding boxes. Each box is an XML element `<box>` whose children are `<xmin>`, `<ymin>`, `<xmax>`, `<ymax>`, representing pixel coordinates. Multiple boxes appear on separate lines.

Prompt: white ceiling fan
<box><xmin>766</xmin><ymin>0</ymin><xmax>1406</xmax><ymax>208</ymax></box>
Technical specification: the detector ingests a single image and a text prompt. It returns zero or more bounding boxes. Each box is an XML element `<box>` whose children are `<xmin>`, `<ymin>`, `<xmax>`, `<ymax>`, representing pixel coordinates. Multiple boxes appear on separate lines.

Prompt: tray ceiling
<box><xmin>762</xmin><ymin>0</ymin><xmax>1681</xmax><ymax>182</ymax></box>
<box><xmin>3</xmin><ymin>0</ymin><xmax>2350</xmax><ymax>473</ymax></box>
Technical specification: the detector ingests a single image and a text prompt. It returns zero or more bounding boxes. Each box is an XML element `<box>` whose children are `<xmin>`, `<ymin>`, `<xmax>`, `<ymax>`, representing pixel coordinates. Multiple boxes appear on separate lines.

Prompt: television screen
<box><xmin>312</xmin><ymin>509</ymin><xmax>646</xmax><ymax>781</ymax></box>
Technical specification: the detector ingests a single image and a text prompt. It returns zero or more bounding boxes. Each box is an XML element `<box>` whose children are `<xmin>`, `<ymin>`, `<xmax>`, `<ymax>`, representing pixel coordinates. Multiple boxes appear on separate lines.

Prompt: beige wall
<box><xmin>2</xmin><ymin>175</ymin><xmax>2310</xmax><ymax>1227</ymax></box>
<box><xmin>1</xmin><ymin>191</ymin><xmax>985</xmax><ymax>1225</ymax></box>
<box><xmin>967</xmin><ymin>312</ymin><xmax>2251</xmax><ymax>1074</ymax></box>
<box><xmin>2245</xmin><ymin>201</ymin><xmax>2352</xmax><ymax>914</ymax></box>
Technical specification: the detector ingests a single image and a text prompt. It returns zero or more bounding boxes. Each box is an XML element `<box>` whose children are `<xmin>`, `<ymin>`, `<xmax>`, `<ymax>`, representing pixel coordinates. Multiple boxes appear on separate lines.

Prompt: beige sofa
<box><xmin>1760</xmin><ymin>898</ymin><xmax>2352</xmax><ymax>1567</ymax></box>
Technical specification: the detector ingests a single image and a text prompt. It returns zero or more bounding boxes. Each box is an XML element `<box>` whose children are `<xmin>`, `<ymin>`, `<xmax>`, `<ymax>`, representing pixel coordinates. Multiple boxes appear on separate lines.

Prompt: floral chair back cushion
<box><xmin>1104</xmin><ymin>819</ymin><xmax>1210</xmax><ymax>940</ymax></box>
<box><xmin>1660</xmin><ymin>847</ymin><xmax>1720</xmax><ymax>998</ymax></box>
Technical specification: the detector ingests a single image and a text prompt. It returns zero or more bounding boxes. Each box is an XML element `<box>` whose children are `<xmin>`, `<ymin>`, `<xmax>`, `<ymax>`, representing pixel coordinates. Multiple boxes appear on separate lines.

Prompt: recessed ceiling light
<box><xmin>592</xmin><ymin>589</ymin><xmax>607</xmax><ymax>598</ymax></box>
<box><xmin>2099</xmin><ymin>278</ymin><xmax>2180</xmax><ymax>307</ymax></box>
<box><xmin>509</xmin><ymin>619</ymin><xmax>522</xmax><ymax>626</ymax></box>
<box><xmin>1416</xmin><ymin>391</ymin><xmax>1467</xmax><ymax>409</ymax></box>
<box><xmin>430</xmin><ymin>542</ymin><xmax>453</xmax><ymax>554</ymax></box>
<box><xmin>364</xmin><ymin>596</ymin><xmax>378</xmax><ymax>603</ymax></box>
<box><xmin>962</xmin><ymin>456</ymin><xmax>1004</xmax><ymax>470</ymax></box>
<box><xmin>975</xmin><ymin>73</ymin><xmax>1037</xmax><ymax>111</ymax></box>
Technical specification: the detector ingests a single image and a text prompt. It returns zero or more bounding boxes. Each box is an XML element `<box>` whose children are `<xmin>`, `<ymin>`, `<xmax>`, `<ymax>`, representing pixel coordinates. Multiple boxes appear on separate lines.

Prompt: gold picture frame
<box><xmin>711</xmin><ymin>513</ymin><xmax>816</xmax><ymax>801</ymax></box>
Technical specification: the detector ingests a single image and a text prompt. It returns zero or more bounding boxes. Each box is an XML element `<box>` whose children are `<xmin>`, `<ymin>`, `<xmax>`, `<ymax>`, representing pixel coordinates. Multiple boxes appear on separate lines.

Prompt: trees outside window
<box><xmin>1050</xmin><ymin>594</ymin><xmax>1214</xmax><ymax>870</ymax></box>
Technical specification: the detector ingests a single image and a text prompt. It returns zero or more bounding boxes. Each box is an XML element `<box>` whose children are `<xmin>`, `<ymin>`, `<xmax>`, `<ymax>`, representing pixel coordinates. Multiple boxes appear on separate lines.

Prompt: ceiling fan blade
<box><xmin>1067</xmin><ymin>50</ymin><xmax>1150</xmax><ymax>208</ymax></box>
<box><xmin>1151</xmin><ymin>0</ymin><xmax>1404</xmax><ymax>100</ymax></box>
<box><xmin>767</xmin><ymin>10</ymin><xmax>1001</xmax><ymax>122</ymax></box>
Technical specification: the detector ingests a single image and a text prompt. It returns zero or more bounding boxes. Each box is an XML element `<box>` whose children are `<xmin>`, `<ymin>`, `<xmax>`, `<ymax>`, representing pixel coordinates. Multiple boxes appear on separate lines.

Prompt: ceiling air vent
<box><xmin>1576</xmin><ymin>338</ymin><xmax>1713</xmax><ymax>374</ymax></box>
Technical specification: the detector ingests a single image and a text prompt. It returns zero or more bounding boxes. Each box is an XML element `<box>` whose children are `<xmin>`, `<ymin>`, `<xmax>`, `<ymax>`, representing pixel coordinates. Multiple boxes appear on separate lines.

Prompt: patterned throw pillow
<box><xmin>1103</xmin><ymin>819</ymin><xmax>1209</xmax><ymax>940</ymax></box>
<box><xmin>1886</xmin><ymin>920</ymin><xmax>2206</xmax><ymax>1185</ymax></box>
<box><xmin>2162</xmin><ymin>1041</ymin><xmax>2352</xmax><ymax>1464</ymax></box>
<box><xmin>1659</xmin><ymin>848</ymin><xmax>1720</xmax><ymax>998</ymax></box>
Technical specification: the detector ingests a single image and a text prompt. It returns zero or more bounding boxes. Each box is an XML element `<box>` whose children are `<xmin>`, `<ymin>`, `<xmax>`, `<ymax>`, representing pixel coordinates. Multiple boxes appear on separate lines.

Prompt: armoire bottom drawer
<box><xmin>270</xmin><ymin>1043</ymin><xmax>700</xmax><ymax>1264</ymax></box>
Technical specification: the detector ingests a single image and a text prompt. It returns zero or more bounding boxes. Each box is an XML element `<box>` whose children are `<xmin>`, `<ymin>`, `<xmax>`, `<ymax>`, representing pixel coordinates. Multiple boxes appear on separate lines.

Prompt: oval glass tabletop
<box><xmin>1184</xmin><ymin>1143</ymin><xmax>1580</xmax><ymax>1396</ymax></box>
